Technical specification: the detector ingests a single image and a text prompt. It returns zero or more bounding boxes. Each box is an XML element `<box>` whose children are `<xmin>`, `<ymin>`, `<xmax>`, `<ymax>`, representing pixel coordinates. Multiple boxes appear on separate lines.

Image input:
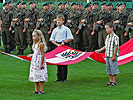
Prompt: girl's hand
<box><xmin>27</xmin><ymin>54</ymin><xmax>33</xmax><ymax>57</ymax></box>
<box><xmin>40</xmin><ymin>65</ymin><xmax>44</xmax><ymax>70</ymax></box>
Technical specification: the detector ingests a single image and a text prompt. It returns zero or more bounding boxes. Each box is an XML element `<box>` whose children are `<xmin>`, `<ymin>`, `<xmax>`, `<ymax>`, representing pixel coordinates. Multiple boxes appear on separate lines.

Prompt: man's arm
<box><xmin>95</xmin><ymin>46</ymin><xmax>106</xmax><ymax>53</ymax></box>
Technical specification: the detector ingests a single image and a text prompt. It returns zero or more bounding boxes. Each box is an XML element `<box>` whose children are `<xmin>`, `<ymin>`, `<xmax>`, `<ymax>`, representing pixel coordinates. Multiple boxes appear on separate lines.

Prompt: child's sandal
<box><xmin>32</xmin><ymin>91</ymin><xmax>39</xmax><ymax>94</ymax></box>
<box><xmin>111</xmin><ymin>82</ymin><xmax>116</xmax><ymax>86</ymax></box>
<box><xmin>39</xmin><ymin>91</ymin><xmax>44</xmax><ymax>94</ymax></box>
<box><xmin>105</xmin><ymin>82</ymin><xmax>112</xmax><ymax>86</ymax></box>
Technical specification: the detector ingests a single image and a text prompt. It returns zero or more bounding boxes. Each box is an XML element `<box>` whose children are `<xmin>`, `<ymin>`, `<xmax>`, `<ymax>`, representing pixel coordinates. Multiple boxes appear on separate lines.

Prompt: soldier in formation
<box><xmin>0</xmin><ymin>1</ymin><xmax>132</xmax><ymax>54</ymax></box>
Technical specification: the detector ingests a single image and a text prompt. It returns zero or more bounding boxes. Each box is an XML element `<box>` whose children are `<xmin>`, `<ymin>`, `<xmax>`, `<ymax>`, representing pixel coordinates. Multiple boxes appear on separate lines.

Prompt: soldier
<box><xmin>113</xmin><ymin>2</ymin><xmax>128</xmax><ymax>45</ymax></box>
<box><xmin>34</xmin><ymin>0</ymin><xmax>41</xmax><ymax>12</ymax></box>
<box><xmin>125</xmin><ymin>10</ymin><xmax>133</xmax><ymax>38</ymax></box>
<box><xmin>35</xmin><ymin>2</ymin><xmax>52</xmax><ymax>52</ymax></box>
<box><xmin>77</xmin><ymin>3</ymin><xmax>96</xmax><ymax>52</ymax></box>
<box><xmin>23</xmin><ymin>1</ymin><xmax>39</xmax><ymax>53</ymax></box>
<box><xmin>22</xmin><ymin>1</ymin><xmax>28</xmax><ymax>50</ymax></box>
<box><xmin>0</xmin><ymin>2</ymin><xmax>13</xmax><ymax>53</ymax></box>
<box><xmin>8</xmin><ymin>0</ymin><xmax>16</xmax><ymax>51</ymax></box>
<box><xmin>10</xmin><ymin>1</ymin><xmax>25</xmax><ymax>55</ymax></box>
<box><xmin>95</xmin><ymin>2</ymin><xmax>112</xmax><ymax>49</ymax></box>
<box><xmin>64</xmin><ymin>2</ymin><xmax>71</xmax><ymax>25</ymax></box>
<box><xmin>91</xmin><ymin>1</ymin><xmax>100</xmax><ymax>50</ymax></box>
<box><xmin>67</xmin><ymin>2</ymin><xmax>81</xmax><ymax>50</ymax></box>
<box><xmin>107</xmin><ymin>2</ymin><xmax>114</xmax><ymax>14</ymax></box>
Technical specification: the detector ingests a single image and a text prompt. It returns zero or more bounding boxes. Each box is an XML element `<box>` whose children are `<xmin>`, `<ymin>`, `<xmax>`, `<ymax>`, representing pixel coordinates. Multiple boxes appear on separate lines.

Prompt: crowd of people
<box><xmin>0</xmin><ymin>0</ymin><xmax>133</xmax><ymax>55</ymax></box>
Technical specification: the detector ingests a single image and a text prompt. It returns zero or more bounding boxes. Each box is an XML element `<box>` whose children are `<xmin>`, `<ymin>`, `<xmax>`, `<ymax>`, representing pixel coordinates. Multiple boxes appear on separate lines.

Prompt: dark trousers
<box><xmin>53</xmin><ymin>42</ymin><xmax>69</xmax><ymax>80</ymax></box>
<box><xmin>57</xmin><ymin>65</ymin><xmax>68</xmax><ymax>80</ymax></box>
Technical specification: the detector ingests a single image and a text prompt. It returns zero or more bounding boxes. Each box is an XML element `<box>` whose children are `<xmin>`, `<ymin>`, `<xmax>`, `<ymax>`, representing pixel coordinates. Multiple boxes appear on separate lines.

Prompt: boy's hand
<box><xmin>60</xmin><ymin>42</ymin><xmax>64</xmax><ymax>46</ymax></box>
<box><xmin>112</xmin><ymin>56</ymin><xmax>116</xmax><ymax>61</ymax></box>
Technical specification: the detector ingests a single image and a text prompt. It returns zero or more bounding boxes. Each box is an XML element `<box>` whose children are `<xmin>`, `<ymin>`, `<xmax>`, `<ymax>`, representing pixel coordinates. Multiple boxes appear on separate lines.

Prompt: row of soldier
<box><xmin>0</xmin><ymin>0</ymin><xmax>133</xmax><ymax>55</ymax></box>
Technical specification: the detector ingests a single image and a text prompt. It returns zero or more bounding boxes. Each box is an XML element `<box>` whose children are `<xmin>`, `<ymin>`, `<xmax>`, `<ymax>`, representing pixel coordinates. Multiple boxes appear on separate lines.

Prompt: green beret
<box><xmin>118</xmin><ymin>2</ymin><xmax>125</xmax><ymax>7</ymax></box>
<box><xmin>107</xmin><ymin>2</ymin><xmax>112</xmax><ymax>6</ymax></box>
<box><xmin>49</xmin><ymin>1</ymin><xmax>54</xmax><ymax>4</ymax></box>
<box><xmin>8</xmin><ymin>0</ymin><xmax>13</xmax><ymax>4</ymax></box>
<box><xmin>22</xmin><ymin>1</ymin><xmax>26</xmax><ymax>5</ymax></box>
<box><xmin>64</xmin><ymin>1</ymin><xmax>69</xmax><ymax>5</ymax></box>
<box><xmin>116</xmin><ymin>2</ymin><xmax>120</xmax><ymax>6</ymax></box>
<box><xmin>84</xmin><ymin>3</ymin><xmax>91</xmax><ymax>8</ymax></box>
<box><xmin>77</xmin><ymin>1</ymin><xmax>83</xmax><ymax>5</ymax></box>
<box><xmin>43</xmin><ymin>2</ymin><xmax>48</xmax><ymax>6</ymax></box>
<box><xmin>16</xmin><ymin>1</ymin><xmax>21</xmax><ymax>6</ymax></box>
<box><xmin>34</xmin><ymin>1</ymin><xmax>38</xmax><ymax>4</ymax></box>
<box><xmin>101</xmin><ymin>1</ymin><xmax>106</xmax><ymax>6</ymax></box>
<box><xmin>93</xmin><ymin>1</ymin><xmax>99</xmax><ymax>5</ymax></box>
<box><xmin>29</xmin><ymin>1</ymin><xmax>33</xmax><ymax>5</ymax></box>
<box><xmin>71</xmin><ymin>2</ymin><xmax>76</xmax><ymax>6</ymax></box>
<box><xmin>58</xmin><ymin>1</ymin><xmax>63</xmax><ymax>6</ymax></box>
<box><xmin>3</xmin><ymin>2</ymin><xmax>8</xmax><ymax>6</ymax></box>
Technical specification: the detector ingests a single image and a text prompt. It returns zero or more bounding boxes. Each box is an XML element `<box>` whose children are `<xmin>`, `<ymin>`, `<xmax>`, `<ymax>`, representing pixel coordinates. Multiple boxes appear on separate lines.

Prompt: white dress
<box><xmin>29</xmin><ymin>44</ymin><xmax>48</xmax><ymax>82</ymax></box>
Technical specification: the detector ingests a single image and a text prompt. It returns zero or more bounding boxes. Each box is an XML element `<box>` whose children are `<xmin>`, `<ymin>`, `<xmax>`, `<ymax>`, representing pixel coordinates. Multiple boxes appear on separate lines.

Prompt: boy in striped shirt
<box><xmin>95</xmin><ymin>22</ymin><xmax>120</xmax><ymax>86</ymax></box>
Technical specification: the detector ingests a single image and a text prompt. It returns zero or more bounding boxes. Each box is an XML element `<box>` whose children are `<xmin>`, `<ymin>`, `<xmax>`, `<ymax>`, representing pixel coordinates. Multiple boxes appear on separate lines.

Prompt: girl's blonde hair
<box><xmin>32</xmin><ymin>30</ymin><xmax>47</xmax><ymax>52</ymax></box>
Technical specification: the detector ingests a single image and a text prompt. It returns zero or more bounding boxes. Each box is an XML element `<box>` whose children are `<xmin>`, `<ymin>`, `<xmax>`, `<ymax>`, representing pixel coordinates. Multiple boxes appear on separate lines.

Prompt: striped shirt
<box><xmin>50</xmin><ymin>25</ymin><xmax>74</xmax><ymax>42</ymax></box>
<box><xmin>105</xmin><ymin>32</ymin><xmax>119</xmax><ymax>57</ymax></box>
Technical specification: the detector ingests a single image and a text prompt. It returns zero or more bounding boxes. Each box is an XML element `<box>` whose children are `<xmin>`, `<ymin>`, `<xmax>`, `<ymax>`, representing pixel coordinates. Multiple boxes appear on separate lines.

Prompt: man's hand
<box><xmin>97</xmin><ymin>20</ymin><xmax>102</xmax><ymax>24</ymax></box>
<box><xmin>95</xmin><ymin>49</ymin><xmax>100</xmax><ymax>53</ymax></box>
<box><xmin>67</xmin><ymin>20</ymin><xmax>72</xmax><ymax>23</ymax></box>
<box><xmin>60</xmin><ymin>42</ymin><xmax>65</xmax><ymax>46</ymax></box>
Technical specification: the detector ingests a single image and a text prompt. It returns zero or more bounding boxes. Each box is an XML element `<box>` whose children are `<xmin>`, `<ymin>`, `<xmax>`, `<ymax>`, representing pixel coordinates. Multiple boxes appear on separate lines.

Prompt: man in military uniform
<box><xmin>67</xmin><ymin>2</ymin><xmax>81</xmax><ymax>50</ymax></box>
<box><xmin>113</xmin><ymin>2</ymin><xmax>128</xmax><ymax>45</ymax></box>
<box><xmin>0</xmin><ymin>2</ymin><xmax>13</xmax><ymax>53</ymax></box>
<box><xmin>35</xmin><ymin>2</ymin><xmax>52</xmax><ymax>52</ymax></box>
<box><xmin>22</xmin><ymin>1</ymin><xmax>28</xmax><ymax>50</ymax></box>
<box><xmin>10</xmin><ymin>1</ymin><xmax>25</xmax><ymax>55</ymax></box>
<box><xmin>107</xmin><ymin>2</ymin><xmax>114</xmax><ymax>14</ymax></box>
<box><xmin>91</xmin><ymin>1</ymin><xmax>100</xmax><ymax>50</ymax></box>
<box><xmin>8</xmin><ymin>0</ymin><xmax>16</xmax><ymax>51</ymax></box>
<box><xmin>125</xmin><ymin>10</ymin><xmax>133</xmax><ymax>38</ymax></box>
<box><xmin>23</xmin><ymin>1</ymin><xmax>39</xmax><ymax>53</ymax></box>
<box><xmin>77</xmin><ymin>3</ymin><xmax>96</xmax><ymax>52</ymax></box>
<box><xmin>95</xmin><ymin>2</ymin><xmax>111</xmax><ymax>49</ymax></box>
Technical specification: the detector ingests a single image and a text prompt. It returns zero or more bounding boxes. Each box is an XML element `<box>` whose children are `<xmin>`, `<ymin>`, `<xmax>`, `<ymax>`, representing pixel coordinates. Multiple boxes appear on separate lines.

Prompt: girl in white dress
<box><xmin>27</xmin><ymin>30</ymin><xmax>48</xmax><ymax>94</ymax></box>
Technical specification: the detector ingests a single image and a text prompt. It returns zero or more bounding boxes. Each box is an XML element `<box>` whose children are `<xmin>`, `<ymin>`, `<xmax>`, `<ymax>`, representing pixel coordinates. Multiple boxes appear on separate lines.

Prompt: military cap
<box><xmin>107</xmin><ymin>2</ymin><xmax>113</xmax><ymax>6</ymax></box>
<box><xmin>49</xmin><ymin>1</ymin><xmax>54</xmax><ymax>4</ymax></box>
<box><xmin>84</xmin><ymin>3</ymin><xmax>91</xmax><ymax>8</ymax></box>
<box><xmin>77</xmin><ymin>1</ymin><xmax>83</xmax><ymax>5</ymax></box>
<box><xmin>71</xmin><ymin>2</ymin><xmax>76</xmax><ymax>6</ymax></box>
<box><xmin>3</xmin><ymin>2</ymin><xmax>8</xmax><ymax>6</ymax></box>
<box><xmin>116</xmin><ymin>2</ymin><xmax>120</xmax><ymax>6</ymax></box>
<box><xmin>29</xmin><ymin>1</ymin><xmax>34</xmax><ymax>5</ymax></box>
<box><xmin>118</xmin><ymin>2</ymin><xmax>125</xmax><ymax>7</ymax></box>
<box><xmin>43</xmin><ymin>2</ymin><xmax>48</xmax><ymax>6</ymax></box>
<box><xmin>34</xmin><ymin>1</ymin><xmax>38</xmax><ymax>4</ymax></box>
<box><xmin>58</xmin><ymin>1</ymin><xmax>63</xmax><ymax>6</ymax></box>
<box><xmin>8</xmin><ymin>0</ymin><xmax>13</xmax><ymax>4</ymax></box>
<box><xmin>93</xmin><ymin>1</ymin><xmax>99</xmax><ymax>5</ymax></box>
<box><xmin>64</xmin><ymin>1</ymin><xmax>69</xmax><ymax>5</ymax></box>
<box><xmin>22</xmin><ymin>1</ymin><xmax>26</xmax><ymax>5</ymax></box>
<box><xmin>101</xmin><ymin>1</ymin><xmax>106</xmax><ymax>6</ymax></box>
<box><xmin>16</xmin><ymin>1</ymin><xmax>21</xmax><ymax>6</ymax></box>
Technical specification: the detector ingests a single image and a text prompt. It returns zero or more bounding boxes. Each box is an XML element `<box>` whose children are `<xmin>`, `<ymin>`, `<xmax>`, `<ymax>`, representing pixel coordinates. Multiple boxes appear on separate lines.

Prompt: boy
<box><xmin>95</xmin><ymin>22</ymin><xmax>120</xmax><ymax>86</ymax></box>
<box><xmin>50</xmin><ymin>15</ymin><xmax>74</xmax><ymax>82</ymax></box>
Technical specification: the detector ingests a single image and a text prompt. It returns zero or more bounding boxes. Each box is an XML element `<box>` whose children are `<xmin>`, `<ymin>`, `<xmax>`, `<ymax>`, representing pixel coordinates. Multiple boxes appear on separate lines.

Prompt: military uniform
<box><xmin>37</xmin><ymin>3</ymin><xmax>52</xmax><ymax>51</ymax></box>
<box><xmin>24</xmin><ymin>2</ymin><xmax>39</xmax><ymax>51</ymax></box>
<box><xmin>0</xmin><ymin>3</ymin><xmax>14</xmax><ymax>53</ymax></box>
<box><xmin>126</xmin><ymin>11</ymin><xmax>133</xmax><ymax>38</ymax></box>
<box><xmin>113</xmin><ymin>10</ymin><xmax>128</xmax><ymax>45</ymax></box>
<box><xmin>81</xmin><ymin>3</ymin><xmax>96</xmax><ymax>51</ymax></box>
<box><xmin>13</xmin><ymin>1</ymin><xmax>25</xmax><ymax>55</ymax></box>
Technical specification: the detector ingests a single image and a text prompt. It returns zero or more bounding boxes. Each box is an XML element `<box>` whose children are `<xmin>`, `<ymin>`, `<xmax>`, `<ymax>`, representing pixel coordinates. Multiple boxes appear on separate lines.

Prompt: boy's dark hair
<box><xmin>57</xmin><ymin>15</ymin><xmax>65</xmax><ymax>21</ymax></box>
<box><xmin>105</xmin><ymin>22</ymin><xmax>114</xmax><ymax>29</ymax></box>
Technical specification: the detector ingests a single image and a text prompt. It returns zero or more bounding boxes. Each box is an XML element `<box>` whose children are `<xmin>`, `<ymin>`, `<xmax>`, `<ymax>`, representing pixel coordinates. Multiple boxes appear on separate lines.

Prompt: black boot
<box><xmin>21</xmin><ymin>49</ymin><xmax>24</xmax><ymax>55</ymax></box>
<box><xmin>16</xmin><ymin>49</ymin><xmax>21</xmax><ymax>55</ymax></box>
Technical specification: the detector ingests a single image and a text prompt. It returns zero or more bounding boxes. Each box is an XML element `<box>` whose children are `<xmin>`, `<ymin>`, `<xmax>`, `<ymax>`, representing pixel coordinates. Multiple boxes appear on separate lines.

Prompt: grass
<box><xmin>0</xmin><ymin>46</ymin><xmax>133</xmax><ymax>100</ymax></box>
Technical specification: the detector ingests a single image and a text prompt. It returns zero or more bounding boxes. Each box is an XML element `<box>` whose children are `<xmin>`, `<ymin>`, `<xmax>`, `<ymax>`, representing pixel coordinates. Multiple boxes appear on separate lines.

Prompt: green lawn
<box><xmin>0</xmin><ymin>47</ymin><xmax>133</xmax><ymax>100</ymax></box>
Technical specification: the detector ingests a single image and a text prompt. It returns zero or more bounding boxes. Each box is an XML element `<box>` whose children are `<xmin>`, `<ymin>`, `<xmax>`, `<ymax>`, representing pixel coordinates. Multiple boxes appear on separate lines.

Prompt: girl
<box><xmin>27</xmin><ymin>30</ymin><xmax>48</xmax><ymax>94</ymax></box>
